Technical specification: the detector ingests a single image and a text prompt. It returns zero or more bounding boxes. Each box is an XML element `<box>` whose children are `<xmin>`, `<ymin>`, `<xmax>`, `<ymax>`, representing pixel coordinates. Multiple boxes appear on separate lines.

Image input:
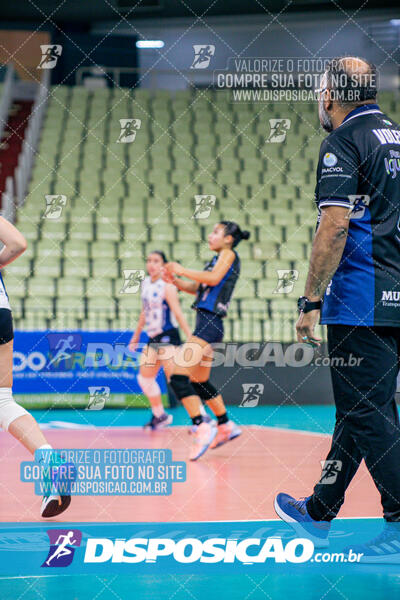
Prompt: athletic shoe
<box><xmin>274</xmin><ymin>493</ymin><xmax>330</xmax><ymax>548</ymax></box>
<box><xmin>189</xmin><ymin>414</ymin><xmax>217</xmax><ymax>434</ymax></box>
<box><xmin>41</xmin><ymin>456</ymin><xmax>76</xmax><ymax>519</ymax></box>
<box><xmin>209</xmin><ymin>421</ymin><xmax>242</xmax><ymax>449</ymax></box>
<box><xmin>41</xmin><ymin>495</ymin><xmax>71</xmax><ymax>518</ymax></box>
<box><xmin>343</xmin><ymin>522</ymin><xmax>400</xmax><ymax>563</ymax></box>
<box><xmin>189</xmin><ymin>421</ymin><xmax>217</xmax><ymax>461</ymax></box>
<box><xmin>143</xmin><ymin>412</ymin><xmax>173</xmax><ymax>430</ymax></box>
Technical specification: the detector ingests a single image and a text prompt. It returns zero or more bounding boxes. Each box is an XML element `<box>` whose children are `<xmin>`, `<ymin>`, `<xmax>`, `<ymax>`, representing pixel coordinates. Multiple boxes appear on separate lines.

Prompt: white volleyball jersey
<box><xmin>0</xmin><ymin>273</ymin><xmax>11</xmax><ymax>310</ymax></box>
<box><xmin>141</xmin><ymin>276</ymin><xmax>177</xmax><ymax>338</ymax></box>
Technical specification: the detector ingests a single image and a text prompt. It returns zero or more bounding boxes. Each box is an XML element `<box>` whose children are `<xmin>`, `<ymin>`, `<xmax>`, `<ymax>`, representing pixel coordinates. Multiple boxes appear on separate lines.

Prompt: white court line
<box><xmin>0</xmin><ymin>574</ymin><xmax>85</xmax><ymax>580</ymax></box>
<box><xmin>32</xmin><ymin>422</ymin><xmax>332</xmax><ymax>438</ymax></box>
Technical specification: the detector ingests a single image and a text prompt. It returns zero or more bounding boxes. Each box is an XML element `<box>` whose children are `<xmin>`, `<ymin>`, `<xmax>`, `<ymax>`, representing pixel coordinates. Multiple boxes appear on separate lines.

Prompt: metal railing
<box><xmin>0</xmin><ymin>64</ymin><xmax>14</xmax><ymax>143</ymax></box>
<box><xmin>2</xmin><ymin>68</ymin><xmax>50</xmax><ymax>223</ymax></box>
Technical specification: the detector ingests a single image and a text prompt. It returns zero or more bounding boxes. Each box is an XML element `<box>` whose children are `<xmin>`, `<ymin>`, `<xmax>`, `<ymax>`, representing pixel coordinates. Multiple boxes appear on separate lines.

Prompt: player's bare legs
<box><xmin>170</xmin><ymin>336</ymin><xmax>240</xmax><ymax>459</ymax></box>
<box><xmin>0</xmin><ymin>340</ymin><xmax>72</xmax><ymax>518</ymax></box>
<box><xmin>8</xmin><ymin>414</ymin><xmax>48</xmax><ymax>454</ymax></box>
<box><xmin>0</xmin><ymin>340</ymin><xmax>47</xmax><ymax>453</ymax></box>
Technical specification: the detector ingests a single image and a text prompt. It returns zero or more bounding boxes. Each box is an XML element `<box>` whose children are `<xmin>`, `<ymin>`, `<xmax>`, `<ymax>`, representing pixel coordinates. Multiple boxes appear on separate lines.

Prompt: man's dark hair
<box><xmin>325</xmin><ymin>56</ymin><xmax>378</xmax><ymax>107</ymax></box>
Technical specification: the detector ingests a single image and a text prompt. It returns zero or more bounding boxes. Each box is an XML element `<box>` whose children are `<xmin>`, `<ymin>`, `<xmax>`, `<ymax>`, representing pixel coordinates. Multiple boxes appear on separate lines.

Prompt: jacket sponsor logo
<box><xmin>384</xmin><ymin>156</ymin><xmax>400</xmax><ymax>179</ymax></box>
<box><xmin>372</xmin><ymin>128</ymin><xmax>400</xmax><ymax>145</ymax></box>
<box><xmin>83</xmin><ymin>536</ymin><xmax>314</xmax><ymax>564</ymax></box>
<box><xmin>381</xmin><ymin>291</ymin><xmax>400</xmax><ymax>304</ymax></box>
<box><xmin>323</xmin><ymin>152</ymin><xmax>337</xmax><ymax>167</ymax></box>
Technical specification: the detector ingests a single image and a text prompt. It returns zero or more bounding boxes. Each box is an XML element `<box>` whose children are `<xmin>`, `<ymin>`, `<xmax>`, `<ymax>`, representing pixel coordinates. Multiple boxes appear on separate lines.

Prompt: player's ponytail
<box><xmin>220</xmin><ymin>221</ymin><xmax>251</xmax><ymax>248</ymax></box>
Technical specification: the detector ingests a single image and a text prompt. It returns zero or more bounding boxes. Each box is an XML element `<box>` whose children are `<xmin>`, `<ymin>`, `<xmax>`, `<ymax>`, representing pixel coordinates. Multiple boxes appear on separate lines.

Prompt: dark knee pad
<box><xmin>170</xmin><ymin>374</ymin><xmax>196</xmax><ymax>401</ymax></box>
<box><xmin>191</xmin><ymin>380</ymin><xmax>218</xmax><ymax>401</ymax></box>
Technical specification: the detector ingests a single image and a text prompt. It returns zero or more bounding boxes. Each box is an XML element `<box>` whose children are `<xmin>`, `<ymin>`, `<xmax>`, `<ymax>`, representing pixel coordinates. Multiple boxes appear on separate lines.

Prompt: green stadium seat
<box><xmin>86</xmin><ymin>278</ymin><xmax>113</xmax><ymax>298</ymax></box>
<box><xmin>57</xmin><ymin>296</ymin><xmax>85</xmax><ymax>319</ymax></box>
<box><xmin>2</xmin><ymin>275</ymin><xmax>27</xmax><ymax>298</ymax></box>
<box><xmin>63</xmin><ymin>240</ymin><xmax>89</xmax><ymax>259</ymax></box>
<box><xmin>25</xmin><ymin>296</ymin><xmax>54</xmax><ymax>317</ymax></box>
<box><xmin>63</xmin><ymin>258</ymin><xmax>90</xmax><ymax>278</ymax></box>
<box><xmin>18</xmin><ymin>86</ymin><xmax>357</xmax><ymax>340</ymax></box>
<box><xmin>34</xmin><ymin>258</ymin><xmax>61</xmax><ymax>278</ymax></box>
<box><xmin>57</xmin><ymin>277</ymin><xmax>85</xmax><ymax>297</ymax></box>
<box><xmin>69</xmin><ymin>222</ymin><xmax>93</xmax><ymax>241</ymax></box>
<box><xmin>92</xmin><ymin>258</ymin><xmax>119</xmax><ymax>279</ymax></box>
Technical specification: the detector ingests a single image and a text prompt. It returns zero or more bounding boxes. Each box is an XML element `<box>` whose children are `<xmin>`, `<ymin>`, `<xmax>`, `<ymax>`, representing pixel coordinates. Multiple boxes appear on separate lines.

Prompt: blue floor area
<box><xmin>31</xmin><ymin>405</ymin><xmax>336</xmax><ymax>434</ymax></box>
<box><xmin>0</xmin><ymin>572</ymin><xmax>397</xmax><ymax>600</ymax></box>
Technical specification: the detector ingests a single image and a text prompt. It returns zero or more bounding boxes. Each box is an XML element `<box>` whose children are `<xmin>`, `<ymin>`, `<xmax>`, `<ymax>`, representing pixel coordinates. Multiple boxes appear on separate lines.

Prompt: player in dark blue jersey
<box><xmin>164</xmin><ymin>221</ymin><xmax>250</xmax><ymax>460</ymax></box>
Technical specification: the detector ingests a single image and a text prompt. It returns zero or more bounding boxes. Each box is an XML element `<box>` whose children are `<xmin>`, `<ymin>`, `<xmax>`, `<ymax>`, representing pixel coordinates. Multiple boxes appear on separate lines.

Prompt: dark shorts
<box><xmin>193</xmin><ymin>309</ymin><xmax>224</xmax><ymax>344</ymax></box>
<box><xmin>147</xmin><ymin>328</ymin><xmax>181</xmax><ymax>347</ymax></box>
<box><xmin>0</xmin><ymin>309</ymin><xmax>13</xmax><ymax>345</ymax></box>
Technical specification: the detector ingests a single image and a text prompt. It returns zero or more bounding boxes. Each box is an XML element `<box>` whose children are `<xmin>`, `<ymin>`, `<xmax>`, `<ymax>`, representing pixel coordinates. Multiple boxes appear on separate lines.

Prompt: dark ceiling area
<box><xmin>0</xmin><ymin>0</ymin><xmax>397</xmax><ymax>23</ymax></box>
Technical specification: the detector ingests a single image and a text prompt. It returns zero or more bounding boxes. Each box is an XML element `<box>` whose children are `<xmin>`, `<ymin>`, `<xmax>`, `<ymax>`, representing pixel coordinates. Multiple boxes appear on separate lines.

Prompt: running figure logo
<box><xmin>86</xmin><ymin>386</ymin><xmax>110</xmax><ymax>410</ymax></box>
<box><xmin>240</xmin><ymin>383</ymin><xmax>264</xmax><ymax>407</ymax></box>
<box><xmin>120</xmin><ymin>270</ymin><xmax>145</xmax><ymax>294</ymax></box>
<box><xmin>46</xmin><ymin>334</ymin><xmax>82</xmax><ymax>368</ymax></box>
<box><xmin>37</xmin><ymin>45</ymin><xmax>62</xmax><ymax>69</ymax></box>
<box><xmin>43</xmin><ymin>195</ymin><xmax>67</xmax><ymax>220</ymax></box>
<box><xmin>319</xmin><ymin>460</ymin><xmax>342</xmax><ymax>485</ymax></box>
<box><xmin>191</xmin><ymin>45</ymin><xmax>215</xmax><ymax>69</ymax></box>
<box><xmin>42</xmin><ymin>529</ymin><xmax>82</xmax><ymax>568</ymax></box>
<box><xmin>267</xmin><ymin>119</ymin><xmax>291</xmax><ymax>143</ymax></box>
<box><xmin>117</xmin><ymin>119</ymin><xmax>141</xmax><ymax>143</ymax></box>
<box><xmin>274</xmin><ymin>270</ymin><xmax>299</xmax><ymax>294</ymax></box>
<box><xmin>193</xmin><ymin>195</ymin><xmax>216</xmax><ymax>219</ymax></box>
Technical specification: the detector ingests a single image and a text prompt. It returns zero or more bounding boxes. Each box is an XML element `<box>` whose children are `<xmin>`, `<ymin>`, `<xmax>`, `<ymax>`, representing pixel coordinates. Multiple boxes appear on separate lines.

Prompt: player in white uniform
<box><xmin>0</xmin><ymin>217</ymin><xmax>72</xmax><ymax>518</ymax></box>
<box><xmin>130</xmin><ymin>251</ymin><xmax>212</xmax><ymax>429</ymax></box>
<box><xmin>129</xmin><ymin>251</ymin><xmax>192</xmax><ymax>429</ymax></box>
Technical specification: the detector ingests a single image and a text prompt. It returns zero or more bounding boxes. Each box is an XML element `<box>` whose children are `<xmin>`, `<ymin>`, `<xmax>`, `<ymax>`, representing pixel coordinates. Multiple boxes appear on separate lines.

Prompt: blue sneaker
<box><xmin>343</xmin><ymin>522</ymin><xmax>400</xmax><ymax>563</ymax></box>
<box><xmin>274</xmin><ymin>493</ymin><xmax>330</xmax><ymax>548</ymax></box>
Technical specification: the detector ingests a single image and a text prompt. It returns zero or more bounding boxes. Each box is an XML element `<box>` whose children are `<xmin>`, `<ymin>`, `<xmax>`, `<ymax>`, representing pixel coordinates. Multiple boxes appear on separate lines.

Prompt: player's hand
<box><xmin>296</xmin><ymin>310</ymin><xmax>322</xmax><ymax>348</ymax></box>
<box><xmin>128</xmin><ymin>338</ymin><xmax>138</xmax><ymax>353</ymax></box>
<box><xmin>161</xmin><ymin>267</ymin><xmax>175</xmax><ymax>283</ymax></box>
<box><xmin>166</xmin><ymin>262</ymin><xmax>184</xmax><ymax>276</ymax></box>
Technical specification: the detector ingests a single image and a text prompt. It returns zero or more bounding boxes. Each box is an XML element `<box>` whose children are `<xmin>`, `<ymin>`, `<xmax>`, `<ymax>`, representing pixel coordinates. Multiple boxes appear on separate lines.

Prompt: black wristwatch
<box><xmin>297</xmin><ymin>296</ymin><xmax>322</xmax><ymax>314</ymax></box>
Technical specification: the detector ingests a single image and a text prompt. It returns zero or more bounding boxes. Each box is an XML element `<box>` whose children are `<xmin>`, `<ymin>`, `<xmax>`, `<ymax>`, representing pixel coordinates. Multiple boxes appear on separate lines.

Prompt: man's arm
<box><xmin>296</xmin><ymin>205</ymin><xmax>350</xmax><ymax>345</ymax></box>
<box><xmin>305</xmin><ymin>205</ymin><xmax>350</xmax><ymax>301</ymax></box>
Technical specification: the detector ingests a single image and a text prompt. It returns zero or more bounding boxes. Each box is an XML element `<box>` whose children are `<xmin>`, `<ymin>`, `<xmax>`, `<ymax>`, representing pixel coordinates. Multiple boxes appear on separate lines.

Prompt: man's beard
<box><xmin>319</xmin><ymin>98</ymin><xmax>333</xmax><ymax>132</ymax></box>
